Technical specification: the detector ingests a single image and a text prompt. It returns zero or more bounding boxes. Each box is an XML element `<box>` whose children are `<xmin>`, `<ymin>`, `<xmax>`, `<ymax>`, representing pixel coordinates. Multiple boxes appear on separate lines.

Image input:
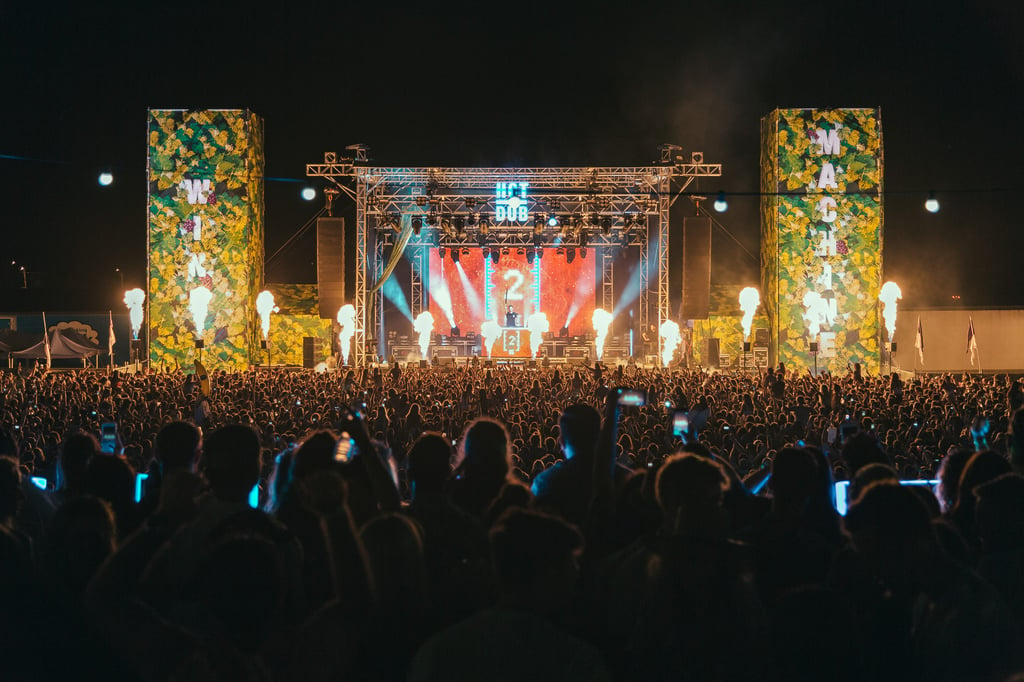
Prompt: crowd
<box><xmin>1</xmin><ymin>361</ymin><xmax>1024</xmax><ymax>680</ymax></box>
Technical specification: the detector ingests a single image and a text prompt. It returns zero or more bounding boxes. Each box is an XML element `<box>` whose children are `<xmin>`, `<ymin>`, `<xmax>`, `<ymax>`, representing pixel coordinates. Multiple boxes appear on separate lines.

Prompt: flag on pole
<box><xmin>42</xmin><ymin>312</ymin><xmax>51</xmax><ymax>369</ymax></box>
<box><xmin>914</xmin><ymin>316</ymin><xmax>925</xmax><ymax>365</ymax></box>
<box><xmin>967</xmin><ymin>316</ymin><xmax>978</xmax><ymax>367</ymax></box>
<box><xmin>108</xmin><ymin>311</ymin><xmax>116</xmax><ymax>366</ymax></box>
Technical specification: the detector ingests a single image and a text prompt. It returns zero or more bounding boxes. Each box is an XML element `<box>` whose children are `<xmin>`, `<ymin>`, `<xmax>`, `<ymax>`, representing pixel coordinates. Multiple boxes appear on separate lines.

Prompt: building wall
<box><xmin>893</xmin><ymin>309</ymin><xmax>1024</xmax><ymax>373</ymax></box>
<box><xmin>147</xmin><ymin>110</ymin><xmax>265</xmax><ymax>371</ymax></box>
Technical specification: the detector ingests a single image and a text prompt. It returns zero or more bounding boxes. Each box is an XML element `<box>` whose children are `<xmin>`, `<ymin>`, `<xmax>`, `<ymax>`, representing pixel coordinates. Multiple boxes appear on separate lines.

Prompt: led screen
<box><xmin>428</xmin><ymin>249</ymin><xmax>595</xmax><ymax>357</ymax></box>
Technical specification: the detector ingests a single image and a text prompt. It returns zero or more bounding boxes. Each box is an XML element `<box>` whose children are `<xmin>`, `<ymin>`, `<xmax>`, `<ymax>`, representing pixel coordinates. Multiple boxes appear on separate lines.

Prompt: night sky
<box><xmin>2</xmin><ymin>0</ymin><xmax>1021</xmax><ymax>312</ymax></box>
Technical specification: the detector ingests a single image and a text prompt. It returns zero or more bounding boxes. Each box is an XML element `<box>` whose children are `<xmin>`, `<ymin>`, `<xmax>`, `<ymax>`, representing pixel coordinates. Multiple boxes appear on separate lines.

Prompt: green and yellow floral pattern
<box><xmin>147</xmin><ymin>110</ymin><xmax>264</xmax><ymax>371</ymax></box>
<box><xmin>761</xmin><ymin>109</ymin><xmax>883</xmax><ymax>374</ymax></box>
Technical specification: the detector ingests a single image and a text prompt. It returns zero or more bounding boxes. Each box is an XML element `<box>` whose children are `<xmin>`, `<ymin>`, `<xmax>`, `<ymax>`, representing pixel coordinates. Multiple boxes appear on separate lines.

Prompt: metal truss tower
<box><xmin>308</xmin><ymin>148</ymin><xmax>720</xmax><ymax>365</ymax></box>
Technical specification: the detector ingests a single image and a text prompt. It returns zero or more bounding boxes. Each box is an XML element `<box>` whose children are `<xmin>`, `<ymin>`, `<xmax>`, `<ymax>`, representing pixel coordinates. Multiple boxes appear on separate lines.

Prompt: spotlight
<box><xmin>452</xmin><ymin>248</ymin><xmax>460</xmax><ymax>264</ymax></box>
<box><xmin>427</xmin><ymin>211</ymin><xmax>438</xmax><ymax>226</ymax></box>
<box><xmin>925</xmin><ymin>192</ymin><xmax>940</xmax><ymax>213</ymax></box>
<box><xmin>536</xmin><ymin>247</ymin><xmax>543</xmax><ymax>260</ymax></box>
<box><xmin>559</xmin><ymin>326</ymin><xmax>569</xmax><ymax>338</ymax></box>
<box><xmin>600</xmin><ymin>216</ymin><xmax>611</xmax><ymax>235</ymax></box>
<box><xmin>98</xmin><ymin>172</ymin><xmax>114</xmax><ymax>187</ymax></box>
<box><xmin>714</xmin><ymin>191</ymin><xmax>728</xmax><ymax>212</ymax></box>
<box><xmin>451</xmin><ymin>326</ymin><xmax>461</xmax><ymax>337</ymax></box>
<box><xmin>466</xmin><ymin>212</ymin><xmax>479</xmax><ymax>227</ymax></box>
<box><xmin>547</xmin><ymin>212</ymin><xmax>559</xmax><ymax>227</ymax></box>
<box><xmin>482</xmin><ymin>246</ymin><xmax>489</xmax><ymax>258</ymax></box>
<box><xmin>526</xmin><ymin>248</ymin><xmax>535</xmax><ymax>265</ymax></box>
<box><xmin>580</xmin><ymin>247</ymin><xmax>588</xmax><ymax>259</ymax></box>
<box><xmin>415</xmin><ymin>196</ymin><xmax>428</xmax><ymax>207</ymax></box>
<box><xmin>566</xmin><ymin>247</ymin><xmax>576</xmax><ymax>264</ymax></box>
<box><xmin>439</xmin><ymin>247</ymin><xmax>446</xmax><ymax>258</ymax></box>
<box><xmin>579</xmin><ymin>229</ymin><xmax>589</xmax><ymax>249</ymax></box>
<box><xmin>479</xmin><ymin>218</ymin><xmax>490</xmax><ymax>235</ymax></box>
<box><xmin>301</xmin><ymin>187</ymin><xmax>316</xmax><ymax>201</ymax></box>
<box><xmin>412</xmin><ymin>217</ymin><xmax>423</xmax><ymax>235</ymax></box>
<box><xmin>491</xmin><ymin>250</ymin><xmax>500</xmax><ymax>265</ymax></box>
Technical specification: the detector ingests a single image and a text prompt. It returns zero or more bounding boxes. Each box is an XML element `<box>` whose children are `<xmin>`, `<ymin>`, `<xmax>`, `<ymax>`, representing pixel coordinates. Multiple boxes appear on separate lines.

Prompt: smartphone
<box><xmin>100</xmin><ymin>422</ymin><xmax>118</xmax><ymax>454</ymax></box>
<box><xmin>30</xmin><ymin>476</ymin><xmax>47</xmax><ymax>491</ymax></box>
<box><xmin>834</xmin><ymin>479</ymin><xmax>940</xmax><ymax>515</ymax></box>
<box><xmin>672</xmin><ymin>411</ymin><xmax>690</xmax><ymax>438</ymax></box>
<box><xmin>134</xmin><ymin>472</ymin><xmax>149</xmax><ymax>503</ymax></box>
<box><xmin>248</xmin><ymin>484</ymin><xmax>259</xmax><ymax>509</ymax></box>
<box><xmin>617</xmin><ymin>388</ymin><xmax>647</xmax><ymax>407</ymax></box>
<box><xmin>335</xmin><ymin>432</ymin><xmax>357</xmax><ymax>462</ymax></box>
<box><xmin>827</xmin><ymin>426</ymin><xmax>837</xmax><ymax>444</ymax></box>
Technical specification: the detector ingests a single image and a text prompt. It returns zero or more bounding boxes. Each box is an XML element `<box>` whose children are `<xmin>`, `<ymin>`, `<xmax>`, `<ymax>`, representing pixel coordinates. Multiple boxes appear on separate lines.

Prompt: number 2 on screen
<box><xmin>503</xmin><ymin>270</ymin><xmax>524</xmax><ymax>301</ymax></box>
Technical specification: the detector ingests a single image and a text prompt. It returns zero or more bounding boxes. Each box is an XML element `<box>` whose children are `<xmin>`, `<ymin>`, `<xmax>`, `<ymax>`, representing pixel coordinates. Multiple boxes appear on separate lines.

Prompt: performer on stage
<box><xmin>505</xmin><ymin>305</ymin><xmax>519</xmax><ymax>328</ymax></box>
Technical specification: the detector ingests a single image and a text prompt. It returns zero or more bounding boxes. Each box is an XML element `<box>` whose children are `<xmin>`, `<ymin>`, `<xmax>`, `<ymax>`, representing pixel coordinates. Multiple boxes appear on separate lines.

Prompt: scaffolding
<box><xmin>307</xmin><ymin>148</ymin><xmax>720</xmax><ymax>364</ymax></box>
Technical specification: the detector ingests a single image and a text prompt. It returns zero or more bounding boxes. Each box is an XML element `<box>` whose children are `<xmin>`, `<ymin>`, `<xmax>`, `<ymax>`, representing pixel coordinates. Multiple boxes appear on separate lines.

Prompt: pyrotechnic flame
<box><xmin>336</xmin><ymin>304</ymin><xmax>356</xmax><ymax>365</ymax></box>
<box><xmin>256</xmin><ymin>291</ymin><xmax>279</xmax><ymax>341</ymax></box>
<box><xmin>738</xmin><ymin>287</ymin><xmax>761</xmax><ymax>342</ymax></box>
<box><xmin>660</xmin><ymin>320</ymin><xmax>681</xmax><ymax>368</ymax></box>
<box><xmin>481</xmin><ymin>319</ymin><xmax>502</xmax><ymax>358</ymax></box>
<box><xmin>123</xmin><ymin>288</ymin><xmax>145</xmax><ymax>340</ymax></box>
<box><xmin>527</xmin><ymin>312</ymin><xmax>549</xmax><ymax>359</ymax></box>
<box><xmin>802</xmin><ymin>291</ymin><xmax>825</xmax><ymax>341</ymax></box>
<box><xmin>592</xmin><ymin>308</ymin><xmax>613</xmax><ymax>360</ymax></box>
<box><xmin>188</xmin><ymin>286</ymin><xmax>212</xmax><ymax>338</ymax></box>
<box><xmin>413</xmin><ymin>311</ymin><xmax>434</xmax><ymax>358</ymax></box>
<box><xmin>878</xmin><ymin>281</ymin><xmax>902</xmax><ymax>341</ymax></box>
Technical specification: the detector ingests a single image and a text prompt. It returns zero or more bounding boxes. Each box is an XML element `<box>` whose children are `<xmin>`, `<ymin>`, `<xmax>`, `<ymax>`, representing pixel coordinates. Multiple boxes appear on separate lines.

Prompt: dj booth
<box><xmin>389</xmin><ymin>329</ymin><xmax>600</xmax><ymax>361</ymax></box>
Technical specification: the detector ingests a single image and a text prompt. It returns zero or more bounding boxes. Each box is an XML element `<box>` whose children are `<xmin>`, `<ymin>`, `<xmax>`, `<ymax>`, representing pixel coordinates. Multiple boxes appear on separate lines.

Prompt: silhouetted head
<box><xmin>58</xmin><ymin>431</ymin><xmax>99</xmax><ymax>493</ymax></box>
<box><xmin>845</xmin><ymin>482</ymin><xmax>934</xmax><ymax>589</ymax></box>
<box><xmin>407</xmin><ymin>432</ymin><xmax>452</xmax><ymax>494</ymax></box>
<box><xmin>488</xmin><ymin>508</ymin><xmax>582</xmax><ymax>612</ymax></box>
<box><xmin>459</xmin><ymin>418</ymin><xmax>511</xmax><ymax>484</ymax></box>
<box><xmin>558</xmin><ymin>404</ymin><xmax>601</xmax><ymax>462</ymax></box>
<box><xmin>0</xmin><ymin>456</ymin><xmax>23</xmax><ymax>522</ymax></box>
<box><xmin>202</xmin><ymin>424</ymin><xmax>261</xmax><ymax>502</ymax></box>
<box><xmin>975</xmin><ymin>473</ymin><xmax>1024</xmax><ymax>553</ymax></box>
<box><xmin>655</xmin><ymin>452</ymin><xmax>728</xmax><ymax>533</ymax></box>
<box><xmin>155</xmin><ymin>420</ymin><xmax>201</xmax><ymax>474</ymax></box>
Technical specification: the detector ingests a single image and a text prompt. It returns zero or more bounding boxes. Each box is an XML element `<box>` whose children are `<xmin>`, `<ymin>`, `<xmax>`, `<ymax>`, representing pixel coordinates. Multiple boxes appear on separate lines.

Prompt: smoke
<box><xmin>188</xmin><ymin>286</ymin><xmax>212</xmax><ymax>338</ymax></box>
<box><xmin>256</xmin><ymin>291</ymin><xmax>279</xmax><ymax>341</ymax></box>
<box><xmin>738</xmin><ymin>286</ymin><xmax>760</xmax><ymax>341</ymax></box>
<box><xmin>660</xmin><ymin>320</ymin><xmax>681</xmax><ymax>368</ymax></box>
<box><xmin>481</xmin><ymin>319</ymin><xmax>501</xmax><ymax>358</ymax></box>
<box><xmin>592</xmin><ymin>308</ymin><xmax>613</xmax><ymax>360</ymax></box>
<box><xmin>428</xmin><ymin>270</ymin><xmax>457</xmax><ymax>328</ymax></box>
<box><xmin>413</xmin><ymin>311</ymin><xmax>434</xmax><ymax>358</ymax></box>
<box><xmin>802</xmin><ymin>291</ymin><xmax>825</xmax><ymax>341</ymax></box>
<box><xmin>878</xmin><ymin>281</ymin><xmax>902</xmax><ymax>341</ymax></box>
<box><xmin>455</xmin><ymin>262</ymin><xmax>483</xmax><ymax>319</ymax></box>
<box><xmin>123</xmin><ymin>288</ymin><xmax>145</xmax><ymax>340</ymax></box>
<box><xmin>527</xmin><ymin>312</ymin><xmax>549</xmax><ymax>359</ymax></box>
<box><xmin>564</xmin><ymin>266</ymin><xmax>596</xmax><ymax>328</ymax></box>
<box><xmin>336</xmin><ymin>304</ymin><xmax>356</xmax><ymax>365</ymax></box>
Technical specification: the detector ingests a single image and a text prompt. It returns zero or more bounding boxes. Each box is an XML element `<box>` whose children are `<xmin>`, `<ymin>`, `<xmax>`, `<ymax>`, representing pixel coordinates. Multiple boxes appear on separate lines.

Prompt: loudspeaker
<box><xmin>707</xmin><ymin>337</ymin><xmax>720</xmax><ymax>369</ymax></box>
<box><xmin>681</xmin><ymin>217</ymin><xmax>711</xmax><ymax>320</ymax></box>
<box><xmin>754</xmin><ymin>327</ymin><xmax>769</xmax><ymax>348</ymax></box>
<box><xmin>317</xmin><ymin>217</ymin><xmax>345</xmax><ymax>318</ymax></box>
<box><xmin>302</xmin><ymin>336</ymin><xmax>321</xmax><ymax>368</ymax></box>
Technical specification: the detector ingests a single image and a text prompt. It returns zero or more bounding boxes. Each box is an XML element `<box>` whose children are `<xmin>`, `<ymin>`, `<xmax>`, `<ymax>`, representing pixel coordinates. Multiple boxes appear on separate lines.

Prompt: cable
<box><xmin>695</xmin><ymin>204</ymin><xmax>758</xmax><ymax>263</ymax></box>
<box><xmin>266</xmin><ymin>205</ymin><xmax>325</xmax><ymax>266</ymax></box>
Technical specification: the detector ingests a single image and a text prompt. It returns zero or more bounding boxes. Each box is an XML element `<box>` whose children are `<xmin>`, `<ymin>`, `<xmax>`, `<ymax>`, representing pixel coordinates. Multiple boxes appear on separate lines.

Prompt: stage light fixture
<box><xmin>714</xmin><ymin>191</ymin><xmax>728</xmax><ymax>212</ymax></box>
<box><xmin>547</xmin><ymin>212</ymin><xmax>559</xmax><ymax>227</ymax></box>
<box><xmin>439</xmin><ymin>247</ymin><xmax>446</xmax><ymax>258</ymax></box>
<box><xmin>491</xmin><ymin>250</ymin><xmax>500</xmax><ymax>265</ymax></box>
<box><xmin>556</xmin><ymin>247</ymin><xmax>564</xmax><ymax>255</ymax></box>
<box><xmin>580</xmin><ymin>247</ymin><xmax>588</xmax><ymax>259</ymax></box>
<box><xmin>466</xmin><ymin>212</ymin><xmax>479</xmax><ymax>227</ymax></box>
<box><xmin>451</xmin><ymin>326</ymin><xmax>460</xmax><ymax>337</ymax></box>
<box><xmin>427</xmin><ymin>211</ymin><xmax>438</xmax><ymax>226</ymax></box>
<box><xmin>600</xmin><ymin>216</ymin><xmax>612</xmax><ymax>235</ymax></box>
<box><xmin>925</xmin><ymin>192</ymin><xmax>940</xmax><ymax>213</ymax></box>
<box><xmin>526</xmin><ymin>248</ymin><xmax>535</xmax><ymax>265</ymax></box>
<box><xmin>479</xmin><ymin>218</ymin><xmax>490</xmax><ymax>235</ymax></box>
<box><xmin>301</xmin><ymin>187</ymin><xmax>316</xmax><ymax>201</ymax></box>
<box><xmin>98</xmin><ymin>172</ymin><xmax>114</xmax><ymax>186</ymax></box>
<box><xmin>415</xmin><ymin>196</ymin><xmax>428</xmax><ymax>207</ymax></box>
<box><xmin>579</xmin><ymin>229</ymin><xmax>589</xmax><ymax>249</ymax></box>
<box><xmin>566</xmin><ymin>247</ymin><xmax>576</xmax><ymax>264</ymax></box>
<box><xmin>451</xmin><ymin>248</ymin><xmax>460</xmax><ymax>264</ymax></box>
<box><xmin>412</xmin><ymin>217</ymin><xmax>423</xmax><ymax>235</ymax></box>
<box><xmin>559</xmin><ymin>326</ymin><xmax>569</xmax><ymax>338</ymax></box>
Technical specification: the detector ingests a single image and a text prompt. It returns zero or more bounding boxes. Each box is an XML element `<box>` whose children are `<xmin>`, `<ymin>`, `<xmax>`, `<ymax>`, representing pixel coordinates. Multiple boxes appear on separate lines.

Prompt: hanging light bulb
<box><xmin>713</xmin><ymin>191</ymin><xmax>728</xmax><ymax>212</ymax></box>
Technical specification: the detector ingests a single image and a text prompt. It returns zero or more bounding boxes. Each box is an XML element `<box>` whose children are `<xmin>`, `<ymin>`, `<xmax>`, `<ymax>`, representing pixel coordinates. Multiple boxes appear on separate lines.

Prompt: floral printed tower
<box><xmin>760</xmin><ymin>108</ymin><xmax>883</xmax><ymax>374</ymax></box>
<box><xmin>147</xmin><ymin>110</ymin><xmax>265</xmax><ymax>370</ymax></box>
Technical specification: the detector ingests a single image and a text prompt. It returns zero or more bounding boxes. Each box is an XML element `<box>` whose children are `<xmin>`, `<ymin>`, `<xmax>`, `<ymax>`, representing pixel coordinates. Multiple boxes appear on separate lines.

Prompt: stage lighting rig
<box><xmin>412</xmin><ymin>217</ymin><xmax>423</xmax><ymax>235</ymax></box>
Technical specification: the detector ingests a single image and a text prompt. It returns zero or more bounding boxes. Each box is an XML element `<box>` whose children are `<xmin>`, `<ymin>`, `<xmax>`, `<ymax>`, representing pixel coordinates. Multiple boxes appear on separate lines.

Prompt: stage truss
<box><xmin>308</xmin><ymin>146</ymin><xmax>721</xmax><ymax>364</ymax></box>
